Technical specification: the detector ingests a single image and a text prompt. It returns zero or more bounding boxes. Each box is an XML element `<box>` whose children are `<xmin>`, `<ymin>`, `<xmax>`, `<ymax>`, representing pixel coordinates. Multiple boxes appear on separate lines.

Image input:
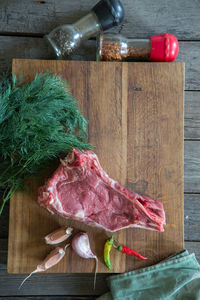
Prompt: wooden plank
<box><xmin>0</xmin><ymin>36</ymin><xmax>199</xmax><ymax>90</ymax></box>
<box><xmin>0</xmin><ymin>238</ymin><xmax>200</xmax><ymax>297</ymax></box>
<box><xmin>0</xmin><ymin>296</ymin><xmax>96</xmax><ymax>300</ymax></box>
<box><xmin>0</xmin><ymin>0</ymin><xmax>200</xmax><ymax>39</ymax></box>
<box><xmin>0</xmin><ymin>239</ymin><xmax>8</xmax><ymax>269</ymax></box>
<box><xmin>0</xmin><ymin>197</ymin><xmax>9</xmax><ymax>238</ymax></box>
<box><xmin>185</xmin><ymin>92</ymin><xmax>200</xmax><ymax>139</ymax></box>
<box><xmin>0</xmin><ymin>272</ymin><xmax>108</xmax><ymax>297</ymax></box>
<box><xmin>185</xmin><ymin>241</ymin><xmax>200</xmax><ymax>261</ymax></box>
<box><xmin>178</xmin><ymin>42</ymin><xmax>200</xmax><ymax>90</ymax></box>
<box><xmin>184</xmin><ymin>141</ymin><xmax>200</xmax><ymax>193</ymax></box>
<box><xmin>184</xmin><ymin>194</ymin><xmax>200</xmax><ymax>241</ymax></box>
<box><xmin>7</xmin><ymin>59</ymin><xmax>184</xmax><ymax>274</ymax></box>
<box><xmin>126</xmin><ymin>62</ymin><xmax>184</xmax><ymax>270</ymax></box>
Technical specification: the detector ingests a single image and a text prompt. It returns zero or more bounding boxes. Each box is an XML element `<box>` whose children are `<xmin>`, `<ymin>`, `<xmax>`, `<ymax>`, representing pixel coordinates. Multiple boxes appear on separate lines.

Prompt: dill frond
<box><xmin>0</xmin><ymin>72</ymin><xmax>92</xmax><ymax>214</ymax></box>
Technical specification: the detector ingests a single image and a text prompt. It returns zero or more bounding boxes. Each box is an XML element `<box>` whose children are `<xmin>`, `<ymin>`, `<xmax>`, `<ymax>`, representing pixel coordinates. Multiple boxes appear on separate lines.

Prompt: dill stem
<box><xmin>1</xmin><ymin>157</ymin><xmax>34</xmax><ymax>186</ymax></box>
<box><xmin>0</xmin><ymin>185</ymin><xmax>17</xmax><ymax>215</ymax></box>
<box><xmin>0</xmin><ymin>199</ymin><xmax>7</xmax><ymax>215</ymax></box>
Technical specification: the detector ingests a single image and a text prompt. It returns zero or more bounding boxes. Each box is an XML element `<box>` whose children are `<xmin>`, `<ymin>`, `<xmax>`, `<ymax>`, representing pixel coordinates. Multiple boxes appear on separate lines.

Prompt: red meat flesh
<box><xmin>38</xmin><ymin>150</ymin><xmax>166</xmax><ymax>232</ymax></box>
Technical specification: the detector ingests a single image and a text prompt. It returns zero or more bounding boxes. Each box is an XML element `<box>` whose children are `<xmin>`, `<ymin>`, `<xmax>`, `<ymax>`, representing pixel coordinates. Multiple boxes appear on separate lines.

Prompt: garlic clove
<box><xmin>45</xmin><ymin>226</ymin><xmax>73</xmax><ymax>245</ymax></box>
<box><xmin>19</xmin><ymin>243</ymin><xmax>70</xmax><ymax>289</ymax></box>
<box><xmin>72</xmin><ymin>232</ymin><xmax>98</xmax><ymax>289</ymax></box>
<box><xmin>39</xmin><ymin>247</ymin><xmax>66</xmax><ymax>270</ymax></box>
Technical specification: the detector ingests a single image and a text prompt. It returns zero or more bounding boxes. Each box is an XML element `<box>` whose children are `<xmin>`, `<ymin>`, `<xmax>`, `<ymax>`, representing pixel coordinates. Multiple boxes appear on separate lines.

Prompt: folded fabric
<box><xmin>97</xmin><ymin>250</ymin><xmax>200</xmax><ymax>300</ymax></box>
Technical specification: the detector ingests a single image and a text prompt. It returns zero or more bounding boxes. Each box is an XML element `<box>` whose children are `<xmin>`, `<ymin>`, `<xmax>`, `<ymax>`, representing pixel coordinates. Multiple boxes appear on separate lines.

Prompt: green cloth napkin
<box><xmin>97</xmin><ymin>250</ymin><xmax>200</xmax><ymax>300</ymax></box>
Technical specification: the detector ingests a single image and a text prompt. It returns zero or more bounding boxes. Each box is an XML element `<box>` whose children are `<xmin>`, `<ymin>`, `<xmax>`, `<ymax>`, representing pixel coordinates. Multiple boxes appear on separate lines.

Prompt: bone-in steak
<box><xmin>38</xmin><ymin>150</ymin><xmax>166</xmax><ymax>232</ymax></box>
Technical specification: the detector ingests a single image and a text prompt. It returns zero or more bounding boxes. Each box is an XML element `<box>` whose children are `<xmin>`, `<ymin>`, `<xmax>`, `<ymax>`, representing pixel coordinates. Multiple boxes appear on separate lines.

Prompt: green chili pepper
<box><xmin>104</xmin><ymin>236</ymin><xmax>114</xmax><ymax>270</ymax></box>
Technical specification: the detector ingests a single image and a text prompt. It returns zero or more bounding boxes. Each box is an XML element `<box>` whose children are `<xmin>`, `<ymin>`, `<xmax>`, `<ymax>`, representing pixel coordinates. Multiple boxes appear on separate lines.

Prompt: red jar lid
<box><xmin>150</xmin><ymin>33</ymin><xmax>179</xmax><ymax>62</ymax></box>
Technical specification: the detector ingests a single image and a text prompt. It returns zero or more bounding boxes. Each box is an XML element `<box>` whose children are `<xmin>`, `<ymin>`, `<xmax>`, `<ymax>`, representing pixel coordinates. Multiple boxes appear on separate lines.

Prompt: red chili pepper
<box><xmin>114</xmin><ymin>244</ymin><xmax>147</xmax><ymax>260</ymax></box>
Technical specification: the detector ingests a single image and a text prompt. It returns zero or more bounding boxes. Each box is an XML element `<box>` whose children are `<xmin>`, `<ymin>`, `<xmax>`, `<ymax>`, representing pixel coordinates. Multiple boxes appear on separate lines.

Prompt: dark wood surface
<box><xmin>8</xmin><ymin>59</ymin><xmax>184</xmax><ymax>274</ymax></box>
<box><xmin>0</xmin><ymin>0</ymin><xmax>200</xmax><ymax>298</ymax></box>
<box><xmin>1</xmin><ymin>0</ymin><xmax>200</xmax><ymax>39</ymax></box>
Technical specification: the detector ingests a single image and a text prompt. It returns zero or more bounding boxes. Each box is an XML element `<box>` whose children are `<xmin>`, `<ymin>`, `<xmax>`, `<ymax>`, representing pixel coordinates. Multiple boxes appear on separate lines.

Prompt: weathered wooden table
<box><xmin>0</xmin><ymin>1</ymin><xmax>199</xmax><ymax>299</ymax></box>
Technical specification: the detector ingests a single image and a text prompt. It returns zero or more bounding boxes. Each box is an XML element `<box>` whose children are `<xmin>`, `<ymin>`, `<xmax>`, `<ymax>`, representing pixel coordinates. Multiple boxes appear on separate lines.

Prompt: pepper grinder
<box><xmin>45</xmin><ymin>0</ymin><xmax>124</xmax><ymax>59</ymax></box>
<box><xmin>97</xmin><ymin>33</ymin><xmax>179</xmax><ymax>62</ymax></box>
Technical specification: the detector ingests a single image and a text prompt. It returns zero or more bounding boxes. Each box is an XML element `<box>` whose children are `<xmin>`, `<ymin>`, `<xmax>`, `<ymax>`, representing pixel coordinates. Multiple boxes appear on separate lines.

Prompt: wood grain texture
<box><xmin>0</xmin><ymin>0</ymin><xmax>200</xmax><ymax>39</ymax></box>
<box><xmin>184</xmin><ymin>194</ymin><xmax>200</xmax><ymax>241</ymax></box>
<box><xmin>7</xmin><ymin>59</ymin><xmax>184</xmax><ymax>274</ymax></box>
<box><xmin>126</xmin><ymin>63</ymin><xmax>184</xmax><ymax>270</ymax></box>
<box><xmin>178</xmin><ymin>42</ymin><xmax>200</xmax><ymax>91</ymax></box>
<box><xmin>184</xmin><ymin>141</ymin><xmax>200</xmax><ymax>193</ymax></box>
<box><xmin>185</xmin><ymin>92</ymin><xmax>200</xmax><ymax>139</ymax></box>
<box><xmin>0</xmin><ymin>272</ymin><xmax>108</xmax><ymax>297</ymax></box>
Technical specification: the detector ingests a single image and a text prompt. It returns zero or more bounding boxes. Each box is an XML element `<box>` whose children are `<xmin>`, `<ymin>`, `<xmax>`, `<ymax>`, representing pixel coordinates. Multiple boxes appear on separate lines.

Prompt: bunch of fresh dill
<box><xmin>0</xmin><ymin>73</ymin><xmax>91</xmax><ymax>214</ymax></box>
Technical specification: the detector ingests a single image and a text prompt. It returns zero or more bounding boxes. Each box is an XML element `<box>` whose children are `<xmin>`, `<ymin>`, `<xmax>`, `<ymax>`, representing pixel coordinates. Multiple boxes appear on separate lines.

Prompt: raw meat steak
<box><xmin>38</xmin><ymin>149</ymin><xmax>166</xmax><ymax>232</ymax></box>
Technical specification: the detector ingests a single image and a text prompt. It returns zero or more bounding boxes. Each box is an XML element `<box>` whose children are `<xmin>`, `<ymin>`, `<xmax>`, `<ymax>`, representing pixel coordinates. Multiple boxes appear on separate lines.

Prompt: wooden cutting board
<box><xmin>8</xmin><ymin>59</ymin><xmax>184</xmax><ymax>274</ymax></box>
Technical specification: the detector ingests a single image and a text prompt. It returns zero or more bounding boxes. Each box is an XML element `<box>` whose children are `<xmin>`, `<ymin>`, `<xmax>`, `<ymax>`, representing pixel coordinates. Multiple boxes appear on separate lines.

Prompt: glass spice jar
<box><xmin>45</xmin><ymin>0</ymin><xmax>124</xmax><ymax>59</ymax></box>
<box><xmin>97</xmin><ymin>33</ymin><xmax>179</xmax><ymax>62</ymax></box>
